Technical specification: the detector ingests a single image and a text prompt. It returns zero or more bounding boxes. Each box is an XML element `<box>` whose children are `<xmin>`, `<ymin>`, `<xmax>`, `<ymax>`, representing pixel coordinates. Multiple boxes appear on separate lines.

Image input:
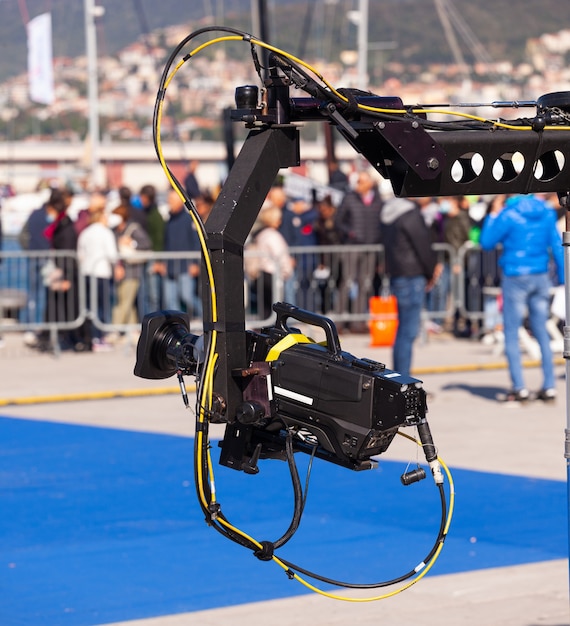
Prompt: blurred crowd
<box><xmin>16</xmin><ymin>161</ymin><xmax>215</xmax><ymax>353</ymax></box>
<box><xmin>11</xmin><ymin>160</ymin><xmax>566</xmax><ymax>376</ymax></box>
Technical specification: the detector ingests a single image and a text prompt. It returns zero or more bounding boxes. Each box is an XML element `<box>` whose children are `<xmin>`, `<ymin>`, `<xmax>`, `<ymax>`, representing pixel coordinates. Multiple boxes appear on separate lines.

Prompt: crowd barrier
<box><xmin>0</xmin><ymin>240</ymin><xmax>508</xmax><ymax>349</ymax></box>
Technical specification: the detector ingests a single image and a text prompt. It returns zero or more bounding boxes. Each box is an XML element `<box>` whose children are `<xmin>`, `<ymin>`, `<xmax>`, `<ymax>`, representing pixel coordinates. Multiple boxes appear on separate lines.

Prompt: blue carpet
<box><xmin>0</xmin><ymin>416</ymin><xmax>567</xmax><ymax>626</ymax></box>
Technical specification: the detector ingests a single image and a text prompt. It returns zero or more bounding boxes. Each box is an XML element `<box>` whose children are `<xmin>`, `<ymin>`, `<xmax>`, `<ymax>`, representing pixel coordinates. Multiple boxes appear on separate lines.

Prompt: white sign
<box><xmin>28</xmin><ymin>13</ymin><xmax>55</xmax><ymax>105</ymax></box>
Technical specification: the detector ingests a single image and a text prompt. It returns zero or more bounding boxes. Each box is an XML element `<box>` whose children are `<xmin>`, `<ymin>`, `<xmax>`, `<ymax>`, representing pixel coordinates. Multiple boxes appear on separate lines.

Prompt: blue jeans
<box><xmin>391</xmin><ymin>275</ymin><xmax>426</xmax><ymax>376</ymax></box>
<box><xmin>502</xmin><ymin>273</ymin><xmax>555</xmax><ymax>391</ymax></box>
<box><xmin>425</xmin><ymin>262</ymin><xmax>450</xmax><ymax>325</ymax></box>
<box><xmin>163</xmin><ymin>274</ymin><xmax>203</xmax><ymax>318</ymax></box>
<box><xmin>144</xmin><ymin>265</ymin><xmax>163</xmax><ymax>314</ymax></box>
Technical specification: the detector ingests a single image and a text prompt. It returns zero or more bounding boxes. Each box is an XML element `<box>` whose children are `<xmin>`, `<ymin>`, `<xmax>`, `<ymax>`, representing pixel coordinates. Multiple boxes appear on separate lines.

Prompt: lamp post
<box><xmin>84</xmin><ymin>0</ymin><xmax>104</xmax><ymax>188</ymax></box>
<box><xmin>347</xmin><ymin>0</ymin><xmax>369</xmax><ymax>90</ymax></box>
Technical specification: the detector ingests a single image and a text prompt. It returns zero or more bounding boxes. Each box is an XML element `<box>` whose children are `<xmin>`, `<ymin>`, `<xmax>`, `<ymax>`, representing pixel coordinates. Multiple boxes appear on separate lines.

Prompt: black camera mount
<box><xmin>137</xmin><ymin>64</ymin><xmax>570</xmax><ymax>470</ymax></box>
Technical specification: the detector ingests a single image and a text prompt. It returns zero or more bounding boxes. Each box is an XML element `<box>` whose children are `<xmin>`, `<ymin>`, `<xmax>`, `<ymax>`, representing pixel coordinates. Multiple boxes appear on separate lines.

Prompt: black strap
<box><xmin>254</xmin><ymin>541</ymin><xmax>275</xmax><ymax>561</ymax></box>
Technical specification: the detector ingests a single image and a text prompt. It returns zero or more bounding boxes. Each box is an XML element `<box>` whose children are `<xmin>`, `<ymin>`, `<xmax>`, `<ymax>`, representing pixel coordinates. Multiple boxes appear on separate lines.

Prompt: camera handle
<box><xmin>272</xmin><ymin>302</ymin><xmax>343</xmax><ymax>361</ymax></box>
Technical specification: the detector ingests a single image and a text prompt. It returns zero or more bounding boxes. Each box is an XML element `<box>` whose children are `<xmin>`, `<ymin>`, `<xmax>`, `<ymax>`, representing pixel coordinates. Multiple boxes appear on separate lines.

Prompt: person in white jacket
<box><xmin>77</xmin><ymin>193</ymin><xmax>118</xmax><ymax>350</ymax></box>
<box><xmin>246</xmin><ymin>200</ymin><xmax>294</xmax><ymax>319</ymax></box>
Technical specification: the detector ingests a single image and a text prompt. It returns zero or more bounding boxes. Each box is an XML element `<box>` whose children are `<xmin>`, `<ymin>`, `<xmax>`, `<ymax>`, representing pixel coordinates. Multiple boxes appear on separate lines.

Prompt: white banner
<box><xmin>27</xmin><ymin>12</ymin><xmax>55</xmax><ymax>105</ymax></box>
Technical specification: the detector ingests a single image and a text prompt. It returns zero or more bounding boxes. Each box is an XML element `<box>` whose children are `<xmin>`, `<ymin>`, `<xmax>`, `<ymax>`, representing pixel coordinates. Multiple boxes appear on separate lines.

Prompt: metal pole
<box><xmin>84</xmin><ymin>0</ymin><xmax>102</xmax><ymax>188</ymax></box>
<box><xmin>256</xmin><ymin>0</ymin><xmax>270</xmax><ymax>76</ymax></box>
<box><xmin>357</xmin><ymin>0</ymin><xmax>368</xmax><ymax>90</ymax></box>
<box><xmin>563</xmin><ymin>219</ymin><xmax>570</xmax><ymax>595</ymax></box>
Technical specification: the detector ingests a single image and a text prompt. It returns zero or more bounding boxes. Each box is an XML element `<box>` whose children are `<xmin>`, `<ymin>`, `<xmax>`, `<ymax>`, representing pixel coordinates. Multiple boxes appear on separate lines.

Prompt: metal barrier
<box><xmin>456</xmin><ymin>242</ymin><xmax>503</xmax><ymax>332</ymax></box>
<box><xmin>1</xmin><ymin>240</ymin><xmax>501</xmax><ymax>349</ymax></box>
<box><xmin>0</xmin><ymin>249</ymin><xmax>84</xmax><ymax>327</ymax></box>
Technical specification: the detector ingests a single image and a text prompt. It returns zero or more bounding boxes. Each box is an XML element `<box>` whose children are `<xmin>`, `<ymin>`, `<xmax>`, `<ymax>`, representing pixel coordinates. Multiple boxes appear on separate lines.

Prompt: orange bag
<box><xmin>369</xmin><ymin>295</ymin><xmax>398</xmax><ymax>347</ymax></box>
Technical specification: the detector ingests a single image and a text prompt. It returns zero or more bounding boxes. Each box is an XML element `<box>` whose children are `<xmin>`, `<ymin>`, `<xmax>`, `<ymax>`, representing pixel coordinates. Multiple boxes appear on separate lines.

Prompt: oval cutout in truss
<box><xmin>533</xmin><ymin>150</ymin><xmax>565</xmax><ymax>182</ymax></box>
<box><xmin>492</xmin><ymin>151</ymin><xmax>525</xmax><ymax>182</ymax></box>
<box><xmin>451</xmin><ymin>152</ymin><xmax>484</xmax><ymax>183</ymax></box>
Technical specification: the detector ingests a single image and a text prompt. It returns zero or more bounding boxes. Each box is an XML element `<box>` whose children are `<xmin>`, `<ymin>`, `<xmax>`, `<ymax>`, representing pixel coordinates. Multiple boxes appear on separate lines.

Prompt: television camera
<box><xmin>134</xmin><ymin>24</ymin><xmax>570</xmax><ymax>599</ymax></box>
<box><xmin>135</xmin><ymin>303</ymin><xmax>435</xmax><ymax>476</ymax></box>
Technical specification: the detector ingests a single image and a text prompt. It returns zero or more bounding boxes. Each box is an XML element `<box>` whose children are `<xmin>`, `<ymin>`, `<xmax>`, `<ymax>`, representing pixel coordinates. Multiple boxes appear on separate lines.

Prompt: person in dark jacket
<box><xmin>335</xmin><ymin>170</ymin><xmax>384</xmax><ymax>323</ymax></box>
<box><xmin>42</xmin><ymin>188</ymin><xmax>84</xmax><ymax>350</ymax></box>
<box><xmin>381</xmin><ymin>197</ymin><xmax>439</xmax><ymax>376</ymax></box>
<box><xmin>443</xmin><ymin>195</ymin><xmax>475</xmax><ymax>337</ymax></box>
<box><xmin>480</xmin><ymin>194</ymin><xmax>564</xmax><ymax>403</ymax></box>
<box><xmin>139</xmin><ymin>184</ymin><xmax>165</xmax><ymax>312</ymax></box>
<box><xmin>19</xmin><ymin>202</ymin><xmax>51</xmax><ymax>252</ymax></box>
<box><xmin>18</xmin><ymin>197</ymin><xmax>51</xmax><ymax>329</ymax></box>
<box><xmin>160</xmin><ymin>190</ymin><xmax>203</xmax><ymax>318</ymax></box>
<box><xmin>336</xmin><ymin>171</ymin><xmax>383</xmax><ymax>245</ymax></box>
<box><xmin>313</xmin><ymin>195</ymin><xmax>345</xmax><ymax>314</ymax></box>
<box><xmin>184</xmin><ymin>160</ymin><xmax>201</xmax><ymax>199</ymax></box>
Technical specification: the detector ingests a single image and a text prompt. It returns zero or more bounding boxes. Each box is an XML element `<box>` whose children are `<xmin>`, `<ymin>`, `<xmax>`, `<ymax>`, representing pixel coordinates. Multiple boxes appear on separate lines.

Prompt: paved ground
<box><xmin>1</xmin><ymin>328</ymin><xmax>569</xmax><ymax>626</ymax></box>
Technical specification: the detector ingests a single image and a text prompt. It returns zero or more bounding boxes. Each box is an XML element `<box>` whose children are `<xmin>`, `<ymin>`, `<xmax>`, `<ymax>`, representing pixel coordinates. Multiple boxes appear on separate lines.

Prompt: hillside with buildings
<box><xmin>0</xmin><ymin>1</ymin><xmax>567</xmax><ymax>141</ymax></box>
<box><xmin>0</xmin><ymin>13</ymin><xmax>568</xmax><ymax>143</ymax></box>
<box><xmin>0</xmin><ymin>0</ymin><xmax>567</xmax><ymax>197</ymax></box>
<box><xmin>0</xmin><ymin>0</ymin><xmax>567</xmax><ymax>81</ymax></box>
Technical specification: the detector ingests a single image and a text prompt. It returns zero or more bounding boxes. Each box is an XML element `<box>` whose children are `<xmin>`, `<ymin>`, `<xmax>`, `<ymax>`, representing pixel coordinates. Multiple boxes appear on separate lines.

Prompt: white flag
<box><xmin>27</xmin><ymin>12</ymin><xmax>55</xmax><ymax>105</ymax></box>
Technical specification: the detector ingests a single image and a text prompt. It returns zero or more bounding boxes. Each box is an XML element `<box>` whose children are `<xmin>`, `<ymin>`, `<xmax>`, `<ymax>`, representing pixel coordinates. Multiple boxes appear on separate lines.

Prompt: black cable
<box><xmin>270</xmin><ymin>51</ymin><xmax>343</xmax><ymax>105</ymax></box>
<box><xmin>192</xmin><ymin>413</ymin><xmax>259</xmax><ymax>550</ymax></box>
<box><xmin>272</xmin><ymin>430</ymin><xmax>305</xmax><ymax>549</ymax></box>
<box><xmin>276</xmin><ymin>482</ymin><xmax>448</xmax><ymax>589</ymax></box>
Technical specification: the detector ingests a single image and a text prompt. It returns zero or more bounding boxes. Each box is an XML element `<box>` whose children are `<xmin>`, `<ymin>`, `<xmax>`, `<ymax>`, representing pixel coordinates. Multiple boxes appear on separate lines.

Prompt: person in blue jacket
<box><xmin>480</xmin><ymin>194</ymin><xmax>564</xmax><ymax>403</ymax></box>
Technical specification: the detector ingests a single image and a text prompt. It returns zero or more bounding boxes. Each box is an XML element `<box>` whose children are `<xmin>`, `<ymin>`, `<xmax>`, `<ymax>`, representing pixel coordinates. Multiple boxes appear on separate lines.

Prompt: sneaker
<box><xmin>536</xmin><ymin>388</ymin><xmax>556</xmax><ymax>403</ymax></box>
<box><xmin>425</xmin><ymin>320</ymin><xmax>443</xmax><ymax>334</ymax></box>
<box><xmin>92</xmin><ymin>339</ymin><xmax>113</xmax><ymax>353</ymax></box>
<box><xmin>23</xmin><ymin>331</ymin><xmax>38</xmax><ymax>347</ymax></box>
<box><xmin>73</xmin><ymin>341</ymin><xmax>92</xmax><ymax>353</ymax></box>
<box><xmin>496</xmin><ymin>388</ymin><xmax>530</xmax><ymax>403</ymax></box>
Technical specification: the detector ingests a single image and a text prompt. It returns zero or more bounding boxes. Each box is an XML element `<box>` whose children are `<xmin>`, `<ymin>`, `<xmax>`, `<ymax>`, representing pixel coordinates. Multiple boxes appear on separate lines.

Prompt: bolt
<box><xmin>426</xmin><ymin>157</ymin><xmax>440</xmax><ymax>170</ymax></box>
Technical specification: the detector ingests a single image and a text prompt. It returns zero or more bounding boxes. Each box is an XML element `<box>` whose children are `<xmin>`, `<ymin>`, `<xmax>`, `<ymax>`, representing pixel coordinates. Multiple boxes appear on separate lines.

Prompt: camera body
<box><xmin>135</xmin><ymin>304</ymin><xmax>427</xmax><ymax>473</ymax></box>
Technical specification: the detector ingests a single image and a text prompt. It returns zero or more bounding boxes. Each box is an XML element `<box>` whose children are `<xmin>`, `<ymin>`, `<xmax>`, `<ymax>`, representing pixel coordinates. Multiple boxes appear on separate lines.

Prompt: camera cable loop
<box><xmin>195</xmin><ymin>404</ymin><xmax>454</xmax><ymax>601</ymax></box>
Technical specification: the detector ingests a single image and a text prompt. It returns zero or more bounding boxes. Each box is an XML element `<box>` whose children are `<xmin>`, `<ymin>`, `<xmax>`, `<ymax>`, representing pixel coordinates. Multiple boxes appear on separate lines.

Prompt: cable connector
<box><xmin>177</xmin><ymin>371</ymin><xmax>190</xmax><ymax>409</ymax></box>
<box><xmin>400</xmin><ymin>467</ymin><xmax>426</xmax><ymax>486</ymax></box>
<box><xmin>428</xmin><ymin>460</ymin><xmax>444</xmax><ymax>485</ymax></box>
<box><xmin>417</xmin><ymin>419</ymin><xmax>437</xmax><ymax>462</ymax></box>
<box><xmin>416</xmin><ymin>419</ymin><xmax>444</xmax><ymax>485</ymax></box>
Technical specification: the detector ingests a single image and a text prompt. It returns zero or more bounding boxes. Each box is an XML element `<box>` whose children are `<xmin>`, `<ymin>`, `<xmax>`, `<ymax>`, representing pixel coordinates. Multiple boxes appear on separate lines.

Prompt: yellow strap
<box><xmin>265</xmin><ymin>333</ymin><xmax>314</xmax><ymax>362</ymax></box>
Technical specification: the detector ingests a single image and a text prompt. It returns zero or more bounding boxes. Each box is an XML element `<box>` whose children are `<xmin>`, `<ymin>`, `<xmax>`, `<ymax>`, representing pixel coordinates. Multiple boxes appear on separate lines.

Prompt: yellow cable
<box><xmin>188</xmin><ymin>35</ymin><xmax>244</xmax><ymax>58</ymax></box>
<box><xmin>241</xmin><ymin>37</ymin><xmax>567</xmax><ymax>132</ymax></box>
<box><xmin>154</xmin><ymin>49</ymin><xmax>222</xmax><ymax>512</ymax></box>
<box><xmin>169</xmin><ymin>28</ymin><xmax>570</xmax><ymax>135</ymax></box>
<box><xmin>155</xmin><ymin>58</ymin><xmax>218</xmax><ymax>323</ymax></box>
<box><xmin>158</xmin><ymin>27</ymin><xmax>459</xmax><ymax>602</ymax></box>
